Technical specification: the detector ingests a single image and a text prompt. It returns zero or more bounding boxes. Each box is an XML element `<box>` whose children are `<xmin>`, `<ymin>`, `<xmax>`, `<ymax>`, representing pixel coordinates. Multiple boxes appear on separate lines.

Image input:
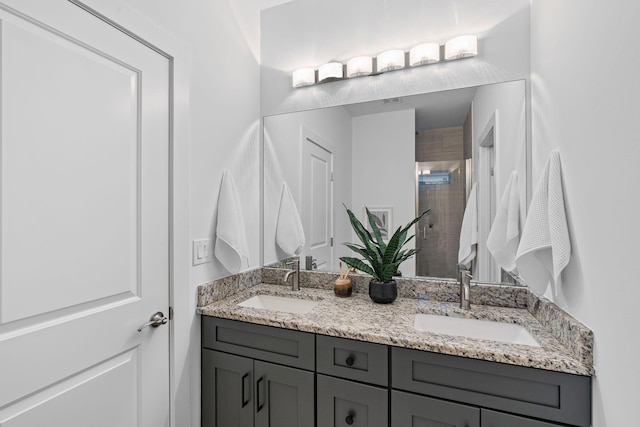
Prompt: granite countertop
<box><xmin>197</xmin><ymin>282</ymin><xmax>593</xmax><ymax>376</ymax></box>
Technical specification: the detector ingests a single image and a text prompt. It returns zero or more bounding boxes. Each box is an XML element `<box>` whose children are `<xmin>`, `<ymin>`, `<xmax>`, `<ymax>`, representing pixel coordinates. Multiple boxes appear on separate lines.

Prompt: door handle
<box><xmin>241</xmin><ymin>373</ymin><xmax>250</xmax><ymax>408</ymax></box>
<box><xmin>256</xmin><ymin>376</ymin><xmax>265</xmax><ymax>412</ymax></box>
<box><xmin>137</xmin><ymin>311</ymin><xmax>168</xmax><ymax>332</ymax></box>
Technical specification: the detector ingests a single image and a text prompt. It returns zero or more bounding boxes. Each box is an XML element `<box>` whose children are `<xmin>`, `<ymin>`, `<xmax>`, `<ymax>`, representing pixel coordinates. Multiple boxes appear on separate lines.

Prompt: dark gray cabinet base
<box><xmin>317</xmin><ymin>375</ymin><xmax>387</xmax><ymax>427</ymax></box>
<box><xmin>254</xmin><ymin>360</ymin><xmax>314</xmax><ymax>427</ymax></box>
<box><xmin>202</xmin><ymin>350</ymin><xmax>253</xmax><ymax>427</ymax></box>
<box><xmin>201</xmin><ymin>317</ymin><xmax>591</xmax><ymax>427</ymax></box>
<box><xmin>202</xmin><ymin>349</ymin><xmax>314</xmax><ymax>427</ymax></box>
<box><xmin>392</xmin><ymin>390</ymin><xmax>480</xmax><ymax>427</ymax></box>
<box><xmin>481</xmin><ymin>409</ymin><xmax>565</xmax><ymax>427</ymax></box>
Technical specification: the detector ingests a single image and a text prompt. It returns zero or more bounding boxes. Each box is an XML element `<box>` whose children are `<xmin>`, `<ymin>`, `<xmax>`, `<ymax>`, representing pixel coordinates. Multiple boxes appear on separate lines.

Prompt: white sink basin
<box><xmin>238</xmin><ymin>294</ymin><xmax>320</xmax><ymax>314</ymax></box>
<box><xmin>413</xmin><ymin>313</ymin><xmax>541</xmax><ymax>347</ymax></box>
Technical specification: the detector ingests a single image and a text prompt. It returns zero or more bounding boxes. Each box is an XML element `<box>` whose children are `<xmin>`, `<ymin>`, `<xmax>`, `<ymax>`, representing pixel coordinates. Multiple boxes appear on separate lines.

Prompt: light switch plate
<box><xmin>192</xmin><ymin>239</ymin><xmax>212</xmax><ymax>265</ymax></box>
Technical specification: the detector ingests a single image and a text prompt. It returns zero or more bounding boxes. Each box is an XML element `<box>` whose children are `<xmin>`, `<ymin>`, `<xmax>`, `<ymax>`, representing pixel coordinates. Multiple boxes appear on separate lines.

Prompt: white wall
<box><xmin>352</xmin><ymin>110</ymin><xmax>416</xmax><ymax>277</ymax></box>
<box><xmin>261</xmin><ymin>0</ymin><xmax>530</xmax><ymax>115</ymax></box>
<box><xmin>531</xmin><ymin>1</ymin><xmax>640</xmax><ymax>425</ymax></box>
<box><xmin>263</xmin><ymin>107</ymin><xmax>353</xmax><ymax>266</ymax></box>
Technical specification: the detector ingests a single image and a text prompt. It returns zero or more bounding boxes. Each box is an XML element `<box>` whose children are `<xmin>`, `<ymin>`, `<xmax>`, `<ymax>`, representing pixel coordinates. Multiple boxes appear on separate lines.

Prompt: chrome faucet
<box><xmin>283</xmin><ymin>260</ymin><xmax>300</xmax><ymax>291</ymax></box>
<box><xmin>458</xmin><ymin>266</ymin><xmax>472</xmax><ymax>310</ymax></box>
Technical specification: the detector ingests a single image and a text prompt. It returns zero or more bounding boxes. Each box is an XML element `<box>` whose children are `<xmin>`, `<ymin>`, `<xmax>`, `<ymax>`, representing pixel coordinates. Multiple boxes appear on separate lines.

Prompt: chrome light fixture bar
<box><xmin>292</xmin><ymin>34</ymin><xmax>478</xmax><ymax>88</ymax></box>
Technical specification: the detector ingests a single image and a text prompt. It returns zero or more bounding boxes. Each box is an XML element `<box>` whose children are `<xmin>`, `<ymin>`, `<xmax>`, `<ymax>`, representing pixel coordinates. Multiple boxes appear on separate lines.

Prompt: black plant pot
<box><xmin>368</xmin><ymin>280</ymin><xmax>397</xmax><ymax>304</ymax></box>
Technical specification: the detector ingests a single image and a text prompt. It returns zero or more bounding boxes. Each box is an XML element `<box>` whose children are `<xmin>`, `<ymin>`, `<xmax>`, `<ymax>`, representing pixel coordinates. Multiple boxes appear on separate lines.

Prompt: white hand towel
<box><xmin>214</xmin><ymin>170</ymin><xmax>250</xmax><ymax>273</ymax></box>
<box><xmin>487</xmin><ymin>171</ymin><xmax>521</xmax><ymax>273</ymax></box>
<box><xmin>515</xmin><ymin>150</ymin><xmax>570</xmax><ymax>295</ymax></box>
<box><xmin>276</xmin><ymin>182</ymin><xmax>306</xmax><ymax>256</ymax></box>
<box><xmin>458</xmin><ymin>183</ymin><xmax>478</xmax><ymax>267</ymax></box>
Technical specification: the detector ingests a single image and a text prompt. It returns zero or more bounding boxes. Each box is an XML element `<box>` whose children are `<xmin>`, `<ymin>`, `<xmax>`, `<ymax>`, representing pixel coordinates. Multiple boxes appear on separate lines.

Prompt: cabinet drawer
<box><xmin>317</xmin><ymin>374</ymin><xmax>388</xmax><ymax>427</ymax></box>
<box><xmin>482</xmin><ymin>409</ymin><xmax>564</xmax><ymax>427</ymax></box>
<box><xmin>202</xmin><ymin>317</ymin><xmax>315</xmax><ymax>370</ymax></box>
<box><xmin>316</xmin><ymin>334</ymin><xmax>388</xmax><ymax>386</ymax></box>
<box><xmin>392</xmin><ymin>347</ymin><xmax>591</xmax><ymax>427</ymax></box>
<box><xmin>392</xmin><ymin>390</ymin><xmax>479</xmax><ymax>427</ymax></box>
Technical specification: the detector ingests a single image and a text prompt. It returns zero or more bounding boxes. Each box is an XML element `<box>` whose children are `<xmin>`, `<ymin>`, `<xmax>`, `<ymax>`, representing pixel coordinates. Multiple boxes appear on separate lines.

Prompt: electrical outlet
<box><xmin>192</xmin><ymin>239</ymin><xmax>212</xmax><ymax>265</ymax></box>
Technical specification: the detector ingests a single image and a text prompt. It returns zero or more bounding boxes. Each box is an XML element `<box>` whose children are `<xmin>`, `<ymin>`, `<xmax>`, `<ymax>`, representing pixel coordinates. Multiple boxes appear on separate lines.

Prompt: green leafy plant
<box><xmin>339</xmin><ymin>206</ymin><xmax>429</xmax><ymax>283</ymax></box>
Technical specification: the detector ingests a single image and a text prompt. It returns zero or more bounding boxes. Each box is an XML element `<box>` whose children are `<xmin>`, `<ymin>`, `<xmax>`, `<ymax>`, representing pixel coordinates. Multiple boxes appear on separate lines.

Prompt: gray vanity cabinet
<box><xmin>481</xmin><ymin>409</ymin><xmax>566</xmax><ymax>427</ymax></box>
<box><xmin>392</xmin><ymin>347</ymin><xmax>590</xmax><ymax>427</ymax></box>
<box><xmin>202</xmin><ymin>350</ymin><xmax>253</xmax><ymax>427</ymax></box>
<box><xmin>317</xmin><ymin>375</ymin><xmax>388</xmax><ymax>427</ymax></box>
<box><xmin>316</xmin><ymin>335</ymin><xmax>389</xmax><ymax>427</ymax></box>
<box><xmin>391</xmin><ymin>390</ymin><xmax>480</xmax><ymax>427</ymax></box>
<box><xmin>202</xmin><ymin>317</ymin><xmax>315</xmax><ymax>427</ymax></box>
<box><xmin>202</xmin><ymin>317</ymin><xmax>591</xmax><ymax>427</ymax></box>
<box><xmin>253</xmin><ymin>360</ymin><xmax>314</xmax><ymax>427</ymax></box>
<box><xmin>202</xmin><ymin>350</ymin><xmax>314</xmax><ymax>427</ymax></box>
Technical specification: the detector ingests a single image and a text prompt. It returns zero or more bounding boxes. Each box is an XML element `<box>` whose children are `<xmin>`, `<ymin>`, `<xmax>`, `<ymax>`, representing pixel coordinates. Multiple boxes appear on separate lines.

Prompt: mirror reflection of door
<box><xmin>301</xmin><ymin>128</ymin><xmax>334</xmax><ymax>271</ymax></box>
<box><xmin>477</xmin><ymin>112</ymin><xmax>500</xmax><ymax>282</ymax></box>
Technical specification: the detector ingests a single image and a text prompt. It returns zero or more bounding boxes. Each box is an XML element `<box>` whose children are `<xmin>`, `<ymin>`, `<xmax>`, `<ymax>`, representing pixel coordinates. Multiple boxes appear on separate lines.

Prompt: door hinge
<box><xmin>490</xmin><ymin>167</ymin><xmax>495</xmax><ymax>176</ymax></box>
<box><xmin>169</xmin><ymin>306</ymin><xmax>174</xmax><ymax>320</ymax></box>
<box><xmin>330</xmin><ymin>237</ymin><xmax>334</xmax><ymax>247</ymax></box>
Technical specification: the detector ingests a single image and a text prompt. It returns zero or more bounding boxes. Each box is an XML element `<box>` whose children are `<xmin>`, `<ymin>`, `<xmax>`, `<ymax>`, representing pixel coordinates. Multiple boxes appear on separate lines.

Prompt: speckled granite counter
<box><xmin>197</xmin><ymin>281</ymin><xmax>594</xmax><ymax>376</ymax></box>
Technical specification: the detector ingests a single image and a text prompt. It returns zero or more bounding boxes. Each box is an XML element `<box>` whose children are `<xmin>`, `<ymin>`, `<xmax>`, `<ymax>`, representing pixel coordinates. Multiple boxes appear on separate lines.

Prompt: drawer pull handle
<box><xmin>241</xmin><ymin>373</ymin><xmax>249</xmax><ymax>408</ymax></box>
<box><xmin>345</xmin><ymin>411</ymin><xmax>355</xmax><ymax>425</ymax></box>
<box><xmin>345</xmin><ymin>355</ymin><xmax>355</xmax><ymax>366</ymax></box>
<box><xmin>256</xmin><ymin>376</ymin><xmax>265</xmax><ymax>412</ymax></box>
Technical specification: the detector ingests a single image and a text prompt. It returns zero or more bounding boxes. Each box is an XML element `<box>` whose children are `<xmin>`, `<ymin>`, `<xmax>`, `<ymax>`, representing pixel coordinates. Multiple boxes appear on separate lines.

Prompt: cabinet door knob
<box><xmin>345</xmin><ymin>411</ymin><xmax>355</xmax><ymax>425</ymax></box>
<box><xmin>345</xmin><ymin>355</ymin><xmax>355</xmax><ymax>366</ymax></box>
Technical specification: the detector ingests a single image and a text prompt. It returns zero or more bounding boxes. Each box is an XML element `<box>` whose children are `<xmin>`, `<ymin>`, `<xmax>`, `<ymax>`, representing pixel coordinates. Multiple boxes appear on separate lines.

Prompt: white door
<box><xmin>477</xmin><ymin>111</ymin><xmax>500</xmax><ymax>282</ymax></box>
<box><xmin>301</xmin><ymin>129</ymin><xmax>333</xmax><ymax>271</ymax></box>
<box><xmin>0</xmin><ymin>1</ymin><xmax>170</xmax><ymax>426</ymax></box>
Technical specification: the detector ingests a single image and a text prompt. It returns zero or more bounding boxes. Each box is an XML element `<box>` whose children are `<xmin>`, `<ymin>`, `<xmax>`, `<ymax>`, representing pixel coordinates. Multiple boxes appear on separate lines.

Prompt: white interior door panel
<box><xmin>0</xmin><ymin>1</ymin><xmax>170</xmax><ymax>425</ymax></box>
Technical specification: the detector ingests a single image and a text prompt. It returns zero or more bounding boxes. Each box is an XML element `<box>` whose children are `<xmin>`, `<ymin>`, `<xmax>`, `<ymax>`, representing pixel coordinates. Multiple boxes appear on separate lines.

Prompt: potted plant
<box><xmin>340</xmin><ymin>206</ymin><xmax>429</xmax><ymax>304</ymax></box>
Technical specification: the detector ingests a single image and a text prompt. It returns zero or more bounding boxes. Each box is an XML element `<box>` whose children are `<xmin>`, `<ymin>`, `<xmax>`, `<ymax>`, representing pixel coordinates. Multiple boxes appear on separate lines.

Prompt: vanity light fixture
<box><xmin>346</xmin><ymin>56</ymin><xmax>373</xmax><ymax>78</ymax></box>
<box><xmin>292</xmin><ymin>67</ymin><xmax>316</xmax><ymax>88</ymax></box>
<box><xmin>377</xmin><ymin>49</ymin><xmax>405</xmax><ymax>72</ymax></box>
<box><xmin>410</xmin><ymin>43</ymin><xmax>440</xmax><ymax>66</ymax></box>
<box><xmin>444</xmin><ymin>35</ymin><xmax>478</xmax><ymax>60</ymax></box>
<box><xmin>292</xmin><ymin>34</ymin><xmax>477</xmax><ymax>88</ymax></box>
<box><xmin>318</xmin><ymin>62</ymin><xmax>343</xmax><ymax>82</ymax></box>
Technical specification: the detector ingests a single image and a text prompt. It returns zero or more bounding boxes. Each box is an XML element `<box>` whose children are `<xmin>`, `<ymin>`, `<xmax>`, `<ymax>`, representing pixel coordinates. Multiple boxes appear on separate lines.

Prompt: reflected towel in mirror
<box><xmin>214</xmin><ymin>170</ymin><xmax>250</xmax><ymax>273</ymax></box>
<box><xmin>515</xmin><ymin>150</ymin><xmax>570</xmax><ymax>295</ymax></box>
<box><xmin>458</xmin><ymin>183</ymin><xmax>478</xmax><ymax>267</ymax></box>
<box><xmin>276</xmin><ymin>182</ymin><xmax>305</xmax><ymax>255</ymax></box>
<box><xmin>487</xmin><ymin>171</ymin><xmax>521</xmax><ymax>273</ymax></box>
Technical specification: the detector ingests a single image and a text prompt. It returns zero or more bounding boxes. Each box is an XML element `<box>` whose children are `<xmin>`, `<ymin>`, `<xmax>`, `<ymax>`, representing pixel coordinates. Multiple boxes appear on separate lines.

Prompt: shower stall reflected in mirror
<box><xmin>415</xmin><ymin>115</ymin><xmax>471</xmax><ymax>279</ymax></box>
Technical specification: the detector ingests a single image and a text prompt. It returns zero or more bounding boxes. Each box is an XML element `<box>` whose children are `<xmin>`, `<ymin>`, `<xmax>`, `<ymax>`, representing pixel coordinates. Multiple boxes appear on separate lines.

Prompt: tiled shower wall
<box><xmin>415</xmin><ymin>126</ymin><xmax>467</xmax><ymax>279</ymax></box>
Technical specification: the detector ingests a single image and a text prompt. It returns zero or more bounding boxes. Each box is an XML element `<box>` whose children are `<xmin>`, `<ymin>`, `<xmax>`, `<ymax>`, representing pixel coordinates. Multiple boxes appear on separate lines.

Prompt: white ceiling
<box><xmin>343</xmin><ymin>86</ymin><xmax>477</xmax><ymax>131</ymax></box>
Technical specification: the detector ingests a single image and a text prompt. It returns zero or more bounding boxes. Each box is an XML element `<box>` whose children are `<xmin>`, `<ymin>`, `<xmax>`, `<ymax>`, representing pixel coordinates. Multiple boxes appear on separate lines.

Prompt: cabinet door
<box><xmin>482</xmin><ymin>409</ymin><xmax>564</xmax><ymax>427</ymax></box>
<box><xmin>392</xmin><ymin>390</ymin><xmax>480</xmax><ymax>427</ymax></box>
<box><xmin>317</xmin><ymin>374</ymin><xmax>388</xmax><ymax>427</ymax></box>
<box><xmin>202</xmin><ymin>350</ymin><xmax>253</xmax><ymax>427</ymax></box>
<box><xmin>254</xmin><ymin>360</ymin><xmax>315</xmax><ymax>427</ymax></box>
